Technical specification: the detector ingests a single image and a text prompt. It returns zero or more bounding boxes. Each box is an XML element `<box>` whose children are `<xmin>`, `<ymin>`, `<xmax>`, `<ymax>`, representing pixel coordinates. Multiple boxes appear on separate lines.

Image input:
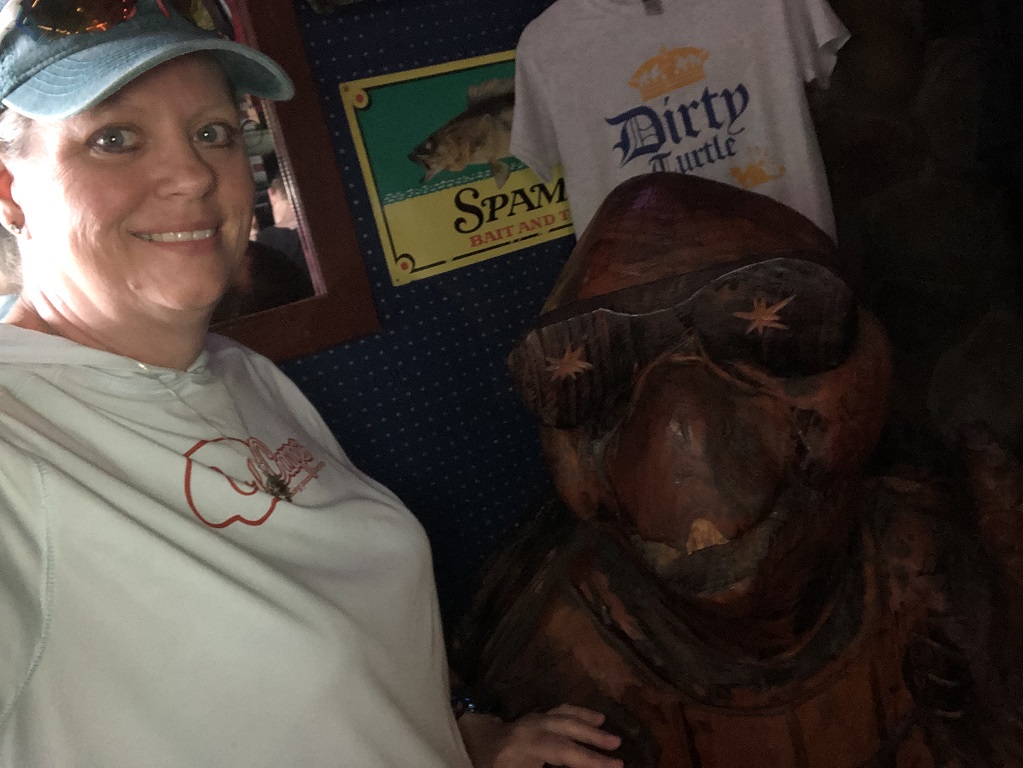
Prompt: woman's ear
<box><xmin>0</xmin><ymin>160</ymin><xmax>26</xmax><ymax>238</ymax></box>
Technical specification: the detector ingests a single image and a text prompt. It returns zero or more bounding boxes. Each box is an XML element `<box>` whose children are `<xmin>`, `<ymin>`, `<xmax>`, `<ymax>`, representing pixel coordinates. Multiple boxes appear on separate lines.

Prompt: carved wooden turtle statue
<box><xmin>452</xmin><ymin>173</ymin><xmax>1023</xmax><ymax>768</ymax></box>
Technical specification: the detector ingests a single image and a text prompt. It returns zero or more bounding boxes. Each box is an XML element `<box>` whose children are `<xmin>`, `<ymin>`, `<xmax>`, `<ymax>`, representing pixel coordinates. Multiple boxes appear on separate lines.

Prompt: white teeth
<box><xmin>137</xmin><ymin>229</ymin><xmax>216</xmax><ymax>242</ymax></box>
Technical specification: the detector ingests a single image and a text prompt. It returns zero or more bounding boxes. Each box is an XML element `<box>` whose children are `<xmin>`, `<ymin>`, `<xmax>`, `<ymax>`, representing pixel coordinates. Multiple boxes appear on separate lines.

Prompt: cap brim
<box><xmin>2</xmin><ymin>29</ymin><xmax>294</xmax><ymax>120</ymax></box>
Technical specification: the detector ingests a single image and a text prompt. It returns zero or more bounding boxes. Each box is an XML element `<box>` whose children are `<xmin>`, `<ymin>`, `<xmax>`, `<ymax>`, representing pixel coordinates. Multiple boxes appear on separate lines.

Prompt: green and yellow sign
<box><xmin>340</xmin><ymin>51</ymin><xmax>573</xmax><ymax>286</ymax></box>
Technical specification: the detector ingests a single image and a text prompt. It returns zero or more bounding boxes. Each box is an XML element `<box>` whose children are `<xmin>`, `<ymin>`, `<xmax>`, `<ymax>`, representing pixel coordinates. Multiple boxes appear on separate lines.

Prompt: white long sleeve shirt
<box><xmin>0</xmin><ymin>326</ymin><xmax>471</xmax><ymax>768</ymax></box>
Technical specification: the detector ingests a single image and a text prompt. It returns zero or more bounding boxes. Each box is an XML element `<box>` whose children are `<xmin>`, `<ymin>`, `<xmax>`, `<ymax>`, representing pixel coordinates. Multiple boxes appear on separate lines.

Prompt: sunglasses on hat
<box><xmin>0</xmin><ymin>0</ymin><xmax>233</xmax><ymax>42</ymax></box>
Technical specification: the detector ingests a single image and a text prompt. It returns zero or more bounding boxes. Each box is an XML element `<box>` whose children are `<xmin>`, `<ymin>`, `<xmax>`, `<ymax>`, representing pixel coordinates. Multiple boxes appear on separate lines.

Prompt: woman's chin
<box><xmin>143</xmin><ymin>289</ymin><xmax>229</xmax><ymax>321</ymax></box>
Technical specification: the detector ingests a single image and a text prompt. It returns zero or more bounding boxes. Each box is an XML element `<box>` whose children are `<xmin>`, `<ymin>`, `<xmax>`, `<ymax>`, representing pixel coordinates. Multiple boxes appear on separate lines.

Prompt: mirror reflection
<box><xmin>212</xmin><ymin>96</ymin><xmax>316</xmax><ymax>323</ymax></box>
<box><xmin>192</xmin><ymin>0</ymin><xmax>380</xmax><ymax>360</ymax></box>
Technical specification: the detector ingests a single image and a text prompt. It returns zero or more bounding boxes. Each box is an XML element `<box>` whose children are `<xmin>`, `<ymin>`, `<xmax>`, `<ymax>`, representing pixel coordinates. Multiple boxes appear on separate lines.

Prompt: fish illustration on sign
<box><xmin>408</xmin><ymin>77</ymin><xmax>515</xmax><ymax>189</ymax></box>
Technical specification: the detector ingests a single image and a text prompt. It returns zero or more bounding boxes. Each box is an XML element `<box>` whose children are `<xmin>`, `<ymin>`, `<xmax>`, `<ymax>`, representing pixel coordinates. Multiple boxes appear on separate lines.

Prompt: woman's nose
<box><xmin>156</xmin><ymin>141</ymin><xmax>217</xmax><ymax>198</ymax></box>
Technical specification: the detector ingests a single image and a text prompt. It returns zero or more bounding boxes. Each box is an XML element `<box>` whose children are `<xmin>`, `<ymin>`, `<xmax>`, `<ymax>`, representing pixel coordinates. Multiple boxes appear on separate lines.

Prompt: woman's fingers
<box><xmin>534</xmin><ymin>707</ymin><xmax>622</xmax><ymax>752</ymax></box>
<box><xmin>457</xmin><ymin>704</ymin><xmax>624</xmax><ymax>768</ymax></box>
<box><xmin>544</xmin><ymin>703</ymin><xmax>609</xmax><ymax>725</ymax></box>
<box><xmin>523</xmin><ymin>734</ymin><xmax>622</xmax><ymax>768</ymax></box>
<box><xmin>500</xmin><ymin>710</ymin><xmax>623</xmax><ymax>767</ymax></box>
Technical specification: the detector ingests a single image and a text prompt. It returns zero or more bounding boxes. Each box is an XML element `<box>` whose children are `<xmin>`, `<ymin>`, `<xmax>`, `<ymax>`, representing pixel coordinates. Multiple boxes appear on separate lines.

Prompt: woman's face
<box><xmin>3</xmin><ymin>54</ymin><xmax>253</xmax><ymax>327</ymax></box>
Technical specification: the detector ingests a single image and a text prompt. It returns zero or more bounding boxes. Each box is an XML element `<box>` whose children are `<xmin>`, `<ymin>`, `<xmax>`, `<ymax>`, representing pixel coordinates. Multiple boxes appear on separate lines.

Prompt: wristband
<box><xmin>450</xmin><ymin>686</ymin><xmax>482</xmax><ymax>720</ymax></box>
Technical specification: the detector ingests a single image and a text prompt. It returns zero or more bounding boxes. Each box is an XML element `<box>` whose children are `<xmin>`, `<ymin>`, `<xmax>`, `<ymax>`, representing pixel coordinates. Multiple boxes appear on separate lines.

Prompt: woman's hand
<box><xmin>457</xmin><ymin>703</ymin><xmax>624</xmax><ymax>768</ymax></box>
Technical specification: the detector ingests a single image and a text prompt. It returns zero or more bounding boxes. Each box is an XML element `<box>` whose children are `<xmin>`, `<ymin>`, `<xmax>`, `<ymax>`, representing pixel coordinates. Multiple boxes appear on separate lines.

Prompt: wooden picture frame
<box><xmin>211</xmin><ymin>0</ymin><xmax>380</xmax><ymax>361</ymax></box>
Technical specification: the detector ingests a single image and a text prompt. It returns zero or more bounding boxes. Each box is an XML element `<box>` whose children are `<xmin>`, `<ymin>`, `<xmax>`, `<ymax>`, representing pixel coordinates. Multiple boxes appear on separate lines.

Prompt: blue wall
<box><xmin>278</xmin><ymin>0</ymin><xmax>566</xmax><ymax>625</ymax></box>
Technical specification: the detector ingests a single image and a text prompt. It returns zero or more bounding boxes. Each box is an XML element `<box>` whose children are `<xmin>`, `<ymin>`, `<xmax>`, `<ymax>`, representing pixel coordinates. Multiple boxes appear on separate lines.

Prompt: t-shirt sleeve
<box><xmin>787</xmin><ymin>0</ymin><xmax>850</xmax><ymax>87</ymax></box>
<box><xmin>510</xmin><ymin>28</ymin><xmax>559</xmax><ymax>183</ymax></box>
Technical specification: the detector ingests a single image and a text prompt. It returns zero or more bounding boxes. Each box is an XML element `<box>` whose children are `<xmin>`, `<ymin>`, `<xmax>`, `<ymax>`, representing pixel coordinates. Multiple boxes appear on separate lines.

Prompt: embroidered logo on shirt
<box><xmin>183</xmin><ymin>437</ymin><xmax>326</xmax><ymax>528</ymax></box>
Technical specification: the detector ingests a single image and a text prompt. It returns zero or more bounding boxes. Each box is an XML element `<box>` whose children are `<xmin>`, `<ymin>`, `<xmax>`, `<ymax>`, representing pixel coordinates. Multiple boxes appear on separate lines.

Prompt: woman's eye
<box><xmin>89</xmin><ymin>127</ymin><xmax>140</xmax><ymax>153</ymax></box>
<box><xmin>195</xmin><ymin>122</ymin><xmax>236</xmax><ymax>147</ymax></box>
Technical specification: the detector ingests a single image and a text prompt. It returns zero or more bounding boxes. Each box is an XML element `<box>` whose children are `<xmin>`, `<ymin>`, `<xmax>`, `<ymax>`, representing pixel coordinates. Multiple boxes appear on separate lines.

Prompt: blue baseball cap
<box><xmin>0</xmin><ymin>0</ymin><xmax>294</xmax><ymax>119</ymax></box>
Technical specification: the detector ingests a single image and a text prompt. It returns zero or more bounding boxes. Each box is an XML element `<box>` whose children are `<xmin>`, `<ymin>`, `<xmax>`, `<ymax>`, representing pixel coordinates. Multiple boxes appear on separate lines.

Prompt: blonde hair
<box><xmin>0</xmin><ymin>108</ymin><xmax>32</xmax><ymax>291</ymax></box>
<box><xmin>0</xmin><ymin>108</ymin><xmax>33</xmax><ymax>158</ymax></box>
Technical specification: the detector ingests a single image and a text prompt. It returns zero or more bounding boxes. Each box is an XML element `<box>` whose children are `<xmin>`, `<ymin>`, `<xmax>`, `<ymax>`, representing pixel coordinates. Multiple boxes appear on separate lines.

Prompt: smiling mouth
<box><xmin>135</xmin><ymin>228</ymin><xmax>217</xmax><ymax>243</ymax></box>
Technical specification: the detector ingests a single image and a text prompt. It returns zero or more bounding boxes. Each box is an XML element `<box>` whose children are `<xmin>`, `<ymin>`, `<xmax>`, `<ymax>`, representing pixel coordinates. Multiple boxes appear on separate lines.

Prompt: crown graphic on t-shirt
<box><xmin>628</xmin><ymin>46</ymin><xmax>710</xmax><ymax>101</ymax></box>
<box><xmin>730</xmin><ymin>147</ymin><xmax>787</xmax><ymax>189</ymax></box>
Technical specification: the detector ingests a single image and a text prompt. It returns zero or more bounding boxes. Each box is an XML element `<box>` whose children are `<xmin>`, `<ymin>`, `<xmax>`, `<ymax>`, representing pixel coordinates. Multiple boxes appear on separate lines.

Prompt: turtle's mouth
<box><xmin>628</xmin><ymin>481</ymin><xmax>791</xmax><ymax>600</ymax></box>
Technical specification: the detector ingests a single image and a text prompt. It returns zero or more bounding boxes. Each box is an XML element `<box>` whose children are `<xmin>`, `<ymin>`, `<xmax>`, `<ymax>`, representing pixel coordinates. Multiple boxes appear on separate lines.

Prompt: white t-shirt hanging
<box><xmin>511</xmin><ymin>0</ymin><xmax>848</xmax><ymax>239</ymax></box>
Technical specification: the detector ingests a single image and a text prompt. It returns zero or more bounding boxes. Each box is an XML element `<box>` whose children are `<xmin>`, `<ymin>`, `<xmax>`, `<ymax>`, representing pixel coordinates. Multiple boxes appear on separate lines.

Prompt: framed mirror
<box><xmin>211</xmin><ymin>0</ymin><xmax>380</xmax><ymax>361</ymax></box>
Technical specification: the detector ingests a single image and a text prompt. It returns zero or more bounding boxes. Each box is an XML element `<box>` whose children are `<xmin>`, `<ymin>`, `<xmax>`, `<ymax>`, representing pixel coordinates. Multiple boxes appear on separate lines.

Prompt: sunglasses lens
<box><xmin>20</xmin><ymin>0</ymin><xmax>136</xmax><ymax>36</ymax></box>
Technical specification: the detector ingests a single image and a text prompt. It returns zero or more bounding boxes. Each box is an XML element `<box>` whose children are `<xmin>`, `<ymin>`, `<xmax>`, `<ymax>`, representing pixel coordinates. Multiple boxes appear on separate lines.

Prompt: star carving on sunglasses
<box><xmin>732</xmin><ymin>294</ymin><xmax>796</xmax><ymax>335</ymax></box>
<box><xmin>546</xmin><ymin>345</ymin><xmax>593</xmax><ymax>381</ymax></box>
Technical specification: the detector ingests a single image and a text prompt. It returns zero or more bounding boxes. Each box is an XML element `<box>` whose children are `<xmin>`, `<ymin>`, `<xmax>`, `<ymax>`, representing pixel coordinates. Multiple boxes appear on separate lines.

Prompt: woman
<box><xmin>0</xmin><ymin>1</ymin><xmax>622</xmax><ymax>766</ymax></box>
